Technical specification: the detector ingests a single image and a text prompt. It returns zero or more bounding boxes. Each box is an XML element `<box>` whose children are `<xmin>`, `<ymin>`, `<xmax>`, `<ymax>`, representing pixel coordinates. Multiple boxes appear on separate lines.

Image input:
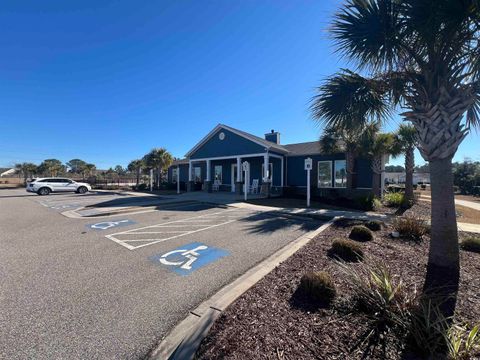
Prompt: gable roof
<box><xmin>185</xmin><ymin>124</ymin><xmax>289</xmax><ymax>157</ymax></box>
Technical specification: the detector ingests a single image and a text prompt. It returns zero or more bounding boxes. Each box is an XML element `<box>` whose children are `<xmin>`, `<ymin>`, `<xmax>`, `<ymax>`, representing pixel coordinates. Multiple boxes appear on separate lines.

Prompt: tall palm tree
<box><xmin>393</xmin><ymin>124</ymin><xmax>418</xmax><ymax>204</ymax></box>
<box><xmin>314</xmin><ymin>0</ymin><xmax>480</xmax><ymax>311</ymax></box>
<box><xmin>15</xmin><ymin>162</ymin><xmax>38</xmax><ymax>185</ymax></box>
<box><xmin>127</xmin><ymin>159</ymin><xmax>144</xmax><ymax>188</ymax></box>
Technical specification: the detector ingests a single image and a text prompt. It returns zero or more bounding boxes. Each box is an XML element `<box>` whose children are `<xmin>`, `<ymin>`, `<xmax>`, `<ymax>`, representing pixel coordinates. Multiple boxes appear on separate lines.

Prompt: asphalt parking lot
<box><xmin>0</xmin><ymin>188</ymin><xmax>325</xmax><ymax>359</ymax></box>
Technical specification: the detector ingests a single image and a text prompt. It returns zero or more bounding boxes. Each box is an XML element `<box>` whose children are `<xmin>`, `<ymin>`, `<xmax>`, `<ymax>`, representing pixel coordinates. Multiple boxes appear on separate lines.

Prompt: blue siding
<box><xmin>355</xmin><ymin>158</ymin><xmax>373</xmax><ymax>188</ymax></box>
<box><xmin>168</xmin><ymin>164</ymin><xmax>189</xmax><ymax>183</ymax></box>
<box><xmin>190</xmin><ymin>129</ymin><xmax>266</xmax><ymax>159</ymax></box>
<box><xmin>286</xmin><ymin>154</ymin><xmax>345</xmax><ymax>187</ymax></box>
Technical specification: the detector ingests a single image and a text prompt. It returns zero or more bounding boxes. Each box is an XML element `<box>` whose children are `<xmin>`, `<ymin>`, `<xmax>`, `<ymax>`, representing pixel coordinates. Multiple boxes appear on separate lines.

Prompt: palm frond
<box><xmin>311</xmin><ymin>70</ymin><xmax>393</xmax><ymax>131</ymax></box>
<box><xmin>331</xmin><ymin>0</ymin><xmax>404</xmax><ymax>71</ymax></box>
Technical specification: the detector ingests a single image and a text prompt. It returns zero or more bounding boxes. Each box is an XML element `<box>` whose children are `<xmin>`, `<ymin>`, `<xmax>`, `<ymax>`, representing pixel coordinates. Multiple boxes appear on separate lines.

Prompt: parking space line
<box><xmin>105</xmin><ymin>208</ymin><xmax>249</xmax><ymax>250</ymax></box>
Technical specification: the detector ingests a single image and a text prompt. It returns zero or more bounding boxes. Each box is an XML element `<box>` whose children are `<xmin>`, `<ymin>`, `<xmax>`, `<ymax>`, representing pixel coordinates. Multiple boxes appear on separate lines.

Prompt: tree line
<box><xmin>13</xmin><ymin>147</ymin><xmax>174</xmax><ymax>188</ymax></box>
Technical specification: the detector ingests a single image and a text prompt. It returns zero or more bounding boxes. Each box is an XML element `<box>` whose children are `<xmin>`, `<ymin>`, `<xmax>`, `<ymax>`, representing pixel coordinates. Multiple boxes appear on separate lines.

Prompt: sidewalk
<box><xmin>420</xmin><ymin>194</ymin><xmax>480</xmax><ymax>211</ymax></box>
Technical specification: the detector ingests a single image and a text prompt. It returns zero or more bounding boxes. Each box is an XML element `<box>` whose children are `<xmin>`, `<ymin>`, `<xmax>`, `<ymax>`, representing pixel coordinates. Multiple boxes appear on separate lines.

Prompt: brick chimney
<box><xmin>265</xmin><ymin>129</ymin><xmax>280</xmax><ymax>144</ymax></box>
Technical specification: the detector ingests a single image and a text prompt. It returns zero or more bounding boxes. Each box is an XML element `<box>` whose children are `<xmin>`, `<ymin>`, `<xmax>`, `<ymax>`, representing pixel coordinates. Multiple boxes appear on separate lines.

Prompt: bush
<box><xmin>393</xmin><ymin>217</ymin><xmax>429</xmax><ymax>242</ymax></box>
<box><xmin>460</xmin><ymin>236</ymin><xmax>480</xmax><ymax>253</ymax></box>
<box><xmin>298</xmin><ymin>271</ymin><xmax>336</xmax><ymax>304</ymax></box>
<box><xmin>330</xmin><ymin>238</ymin><xmax>364</xmax><ymax>262</ymax></box>
<box><xmin>136</xmin><ymin>183</ymin><xmax>148</xmax><ymax>191</ymax></box>
<box><xmin>365</xmin><ymin>220</ymin><xmax>383</xmax><ymax>231</ymax></box>
<box><xmin>349</xmin><ymin>225</ymin><xmax>374</xmax><ymax>242</ymax></box>
<box><xmin>336</xmin><ymin>260</ymin><xmax>414</xmax><ymax>324</ymax></box>
<box><xmin>384</xmin><ymin>192</ymin><xmax>405</xmax><ymax>207</ymax></box>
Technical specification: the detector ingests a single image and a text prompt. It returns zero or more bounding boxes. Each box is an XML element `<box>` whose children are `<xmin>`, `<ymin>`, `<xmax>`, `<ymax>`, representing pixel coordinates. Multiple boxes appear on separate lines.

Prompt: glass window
<box><xmin>261</xmin><ymin>163</ymin><xmax>273</xmax><ymax>181</ymax></box>
<box><xmin>317</xmin><ymin>161</ymin><xmax>332</xmax><ymax>188</ymax></box>
<box><xmin>214</xmin><ymin>165</ymin><xmax>222</xmax><ymax>183</ymax></box>
<box><xmin>172</xmin><ymin>168</ymin><xmax>178</xmax><ymax>183</ymax></box>
<box><xmin>334</xmin><ymin>160</ymin><xmax>347</xmax><ymax>188</ymax></box>
<box><xmin>193</xmin><ymin>167</ymin><xmax>201</xmax><ymax>183</ymax></box>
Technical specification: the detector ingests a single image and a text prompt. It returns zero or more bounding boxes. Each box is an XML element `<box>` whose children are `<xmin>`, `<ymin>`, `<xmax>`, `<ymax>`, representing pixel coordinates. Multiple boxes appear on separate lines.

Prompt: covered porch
<box><xmin>187</xmin><ymin>152</ymin><xmax>284</xmax><ymax>195</ymax></box>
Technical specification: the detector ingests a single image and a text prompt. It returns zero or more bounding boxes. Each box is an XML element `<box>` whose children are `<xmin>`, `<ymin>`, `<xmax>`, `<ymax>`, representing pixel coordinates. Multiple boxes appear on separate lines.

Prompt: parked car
<box><xmin>26</xmin><ymin>178</ymin><xmax>91</xmax><ymax>195</ymax></box>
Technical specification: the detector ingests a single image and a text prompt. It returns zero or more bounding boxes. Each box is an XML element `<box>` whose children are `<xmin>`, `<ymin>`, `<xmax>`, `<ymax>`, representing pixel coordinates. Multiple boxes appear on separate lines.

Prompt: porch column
<box><xmin>263</xmin><ymin>153</ymin><xmax>270</xmax><ymax>198</ymax></box>
<box><xmin>235</xmin><ymin>156</ymin><xmax>242</xmax><ymax>195</ymax></box>
<box><xmin>205</xmin><ymin>159</ymin><xmax>212</xmax><ymax>193</ymax></box>
<box><xmin>187</xmin><ymin>160</ymin><xmax>194</xmax><ymax>192</ymax></box>
<box><xmin>280</xmin><ymin>156</ymin><xmax>284</xmax><ymax>187</ymax></box>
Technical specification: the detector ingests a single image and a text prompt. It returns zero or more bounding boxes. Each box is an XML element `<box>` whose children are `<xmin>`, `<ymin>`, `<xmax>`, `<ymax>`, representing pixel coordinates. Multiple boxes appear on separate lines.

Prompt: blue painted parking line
<box><xmin>87</xmin><ymin>219</ymin><xmax>136</xmax><ymax>231</ymax></box>
<box><xmin>150</xmin><ymin>242</ymin><xmax>229</xmax><ymax>276</ymax></box>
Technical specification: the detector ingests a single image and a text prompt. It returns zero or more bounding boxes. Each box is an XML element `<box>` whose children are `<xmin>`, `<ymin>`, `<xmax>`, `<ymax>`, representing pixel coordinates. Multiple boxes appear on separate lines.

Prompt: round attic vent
<box><xmin>219</xmin><ymin>132</ymin><xmax>225</xmax><ymax>140</ymax></box>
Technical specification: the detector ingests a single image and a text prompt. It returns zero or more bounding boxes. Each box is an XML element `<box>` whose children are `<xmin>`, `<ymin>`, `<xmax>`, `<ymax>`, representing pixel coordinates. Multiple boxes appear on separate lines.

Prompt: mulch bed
<box><xmin>403</xmin><ymin>201</ymin><xmax>480</xmax><ymax>225</ymax></box>
<box><xmin>195</xmin><ymin>219</ymin><xmax>480</xmax><ymax>360</ymax></box>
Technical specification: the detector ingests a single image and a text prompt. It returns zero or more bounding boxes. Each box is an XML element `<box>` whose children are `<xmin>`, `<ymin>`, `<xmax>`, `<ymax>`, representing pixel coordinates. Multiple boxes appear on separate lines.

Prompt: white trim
<box><xmin>268</xmin><ymin>153</ymin><xmax>283</xmax><ymax>159</ymax></box>
<box><xmin>189</xmin><ymin>153</ymin><xmax>267</xmax><ymax>162</ymax></box>
<box><xmin>317</xmin><ymin>160</ymin><xmax>333</xmax><ymax>188</ymax></box>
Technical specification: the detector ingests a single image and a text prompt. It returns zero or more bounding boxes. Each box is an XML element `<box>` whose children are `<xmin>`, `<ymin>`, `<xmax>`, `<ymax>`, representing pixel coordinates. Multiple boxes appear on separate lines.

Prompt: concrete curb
<box><xmin>147</xmin><ymin>218</ymin><xmax>336</xmax><ymax>360</ymax></box>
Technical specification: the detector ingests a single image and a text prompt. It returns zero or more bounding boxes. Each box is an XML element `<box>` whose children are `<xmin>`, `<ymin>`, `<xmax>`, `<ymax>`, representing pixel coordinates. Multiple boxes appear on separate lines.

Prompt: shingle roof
<box><xmin>172</xmin><ymin>159</ymin><xmax>189</xmax><ymax>165</ymax></box>
<box><xmin>282</xmin><ymin>141</ymin><xmax>323</xmax><ymax>156</ymax></box>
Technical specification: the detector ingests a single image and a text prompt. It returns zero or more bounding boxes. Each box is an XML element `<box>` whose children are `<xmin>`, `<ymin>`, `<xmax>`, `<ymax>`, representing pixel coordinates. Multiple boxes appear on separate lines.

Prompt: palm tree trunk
<box><xmin>423</xmin><ymin>157</ymin><xmax>459</xmax><ymax>315</ymax></box>
<box><xmin>404</xmin><ymin>147</ymin><xmax>415</xmax><ymax>204</ymax></box>
<box><xmin>136</xmin><ymin>168</ymin><xmax>140</xmax><ymax>188</ymax></box>
<box><xmin>346</xmin><ymin>150</ymin><xmax>355</xmax><ymax>189</ymax></box>
<box><xmin>156</xmin><ymin>167</ymin><xmax>161</xmax><ymax>188</ymax></box>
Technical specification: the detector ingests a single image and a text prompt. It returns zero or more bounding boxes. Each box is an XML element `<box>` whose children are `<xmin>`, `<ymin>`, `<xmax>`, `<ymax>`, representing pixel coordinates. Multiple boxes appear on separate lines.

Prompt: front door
<box><xmin>231</xmin><ymin>164</ymin><xmax>242</xmax><ymax>192</ymax></box>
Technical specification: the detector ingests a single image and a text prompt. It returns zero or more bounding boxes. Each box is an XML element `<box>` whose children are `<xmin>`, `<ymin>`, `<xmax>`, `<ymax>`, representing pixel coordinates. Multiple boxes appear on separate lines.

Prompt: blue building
<box><xmin>167</xmin><ymin>124</ymin><xmax>375</xmax><ymax>199</ymax></box>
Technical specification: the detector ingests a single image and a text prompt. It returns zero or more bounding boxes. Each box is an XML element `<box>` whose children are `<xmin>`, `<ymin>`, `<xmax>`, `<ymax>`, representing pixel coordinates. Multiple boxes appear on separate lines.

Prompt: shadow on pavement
<box><xmin>239</xmin><ymin>211</ymin><xmax>326</xmax><ymax>234</ymax></box>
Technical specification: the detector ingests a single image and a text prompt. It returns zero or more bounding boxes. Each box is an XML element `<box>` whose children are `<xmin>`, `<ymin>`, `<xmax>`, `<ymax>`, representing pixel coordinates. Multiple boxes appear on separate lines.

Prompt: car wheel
<box><xmin>77</xmin><ymin>186</ymin><xmax>88</xmax><ymax>194</ymax></box>
<box><xmin>38</xmin><ymin>187</ymin><xmax>51</xmax><ymax>196</ymax></box>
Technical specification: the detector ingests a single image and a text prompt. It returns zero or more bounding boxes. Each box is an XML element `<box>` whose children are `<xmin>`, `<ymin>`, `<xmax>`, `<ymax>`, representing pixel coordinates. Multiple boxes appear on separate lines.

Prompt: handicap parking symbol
<box><xmin>150</xmin><ymin>242</ymin><xmax>229</xmax><ymax>276</ymax></box>
<box><xmin>87</xmin><ymin>219</ymin><xmax>136</xmax><ymax>230</ymax></box>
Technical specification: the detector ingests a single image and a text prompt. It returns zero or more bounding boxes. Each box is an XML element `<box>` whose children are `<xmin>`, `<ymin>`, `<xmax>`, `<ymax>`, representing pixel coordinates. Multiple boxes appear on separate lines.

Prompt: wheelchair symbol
<box><xmin>159</xmin><ymin>245</ymin><xmax>208</xmax><ymax>270</ymax></box>
<box><xmin>91</xmin><ymin>220</ymin><xmax>130</xmax><ymax>230</ymax></box>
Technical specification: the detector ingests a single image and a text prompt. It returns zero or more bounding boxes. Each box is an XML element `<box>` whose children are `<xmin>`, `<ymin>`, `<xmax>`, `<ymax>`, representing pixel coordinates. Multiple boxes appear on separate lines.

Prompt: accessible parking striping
<box><xmin>87</xmin><ymin>219</ymin><xmax>136</xmax><ymax>230</ymax></box>
<box><xmin>105</xmin><ymin>208</ymin><xmax>253</xmax><ymax>250</ymax></box>
<box><xmin>149</xmin><ymin>242</ymin><xmax>229</xmax><ymax>275</ymax></box>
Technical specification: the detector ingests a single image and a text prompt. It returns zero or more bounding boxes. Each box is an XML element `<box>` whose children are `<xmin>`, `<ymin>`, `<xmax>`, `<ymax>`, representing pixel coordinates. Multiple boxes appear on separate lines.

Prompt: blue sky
<box><xmin>1</xmin><ymin>0</ymin><xmax>478</xmax><ymax>169</ymax></box>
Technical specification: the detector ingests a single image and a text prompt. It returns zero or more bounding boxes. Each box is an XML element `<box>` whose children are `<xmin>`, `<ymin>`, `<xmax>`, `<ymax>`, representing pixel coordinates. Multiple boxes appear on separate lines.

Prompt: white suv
<box><xmin>27</xmin><ymin>178</ymin><xmax>92</xmax><ymax>195</ymax></box>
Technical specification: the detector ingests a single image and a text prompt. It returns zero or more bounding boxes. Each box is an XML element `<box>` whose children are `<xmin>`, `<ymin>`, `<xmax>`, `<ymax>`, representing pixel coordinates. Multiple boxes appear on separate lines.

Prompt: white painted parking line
<box><xmin>105</xmin><ymin>209</ymin><xmax>250</xmax><ymax>250</ymax></box>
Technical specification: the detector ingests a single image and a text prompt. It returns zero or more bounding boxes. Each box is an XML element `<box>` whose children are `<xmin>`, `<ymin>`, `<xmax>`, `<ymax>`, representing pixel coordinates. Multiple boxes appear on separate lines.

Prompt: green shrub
<box><xmin>354</xmin><ymin>195</ymin><xmax>375</xmax><ymax>211</ymax></box>
<box><xmin>330</xmin><ymin>238</ymin><xmax>363</xmax><ymax>262</ymax></box>
<box><xmin>336</xmin><ymin>260</ymin><xmax>414</xmax><ymax>324</ymax></box>
<box><xmin>365</xmin><ymin>220</ymin><xmax>383</xmax><ymax>231</ymax></box>
<box><xmin>298</xmin><ymin>271</ymin><xmax>336</xmax><ymax>304</ymax></box>
<box><xmin>384</xmin><ymin>192</ymin><xmax>405</xmax><ymax>207</ymax></box>
<box><xmin>409</xmin><ymin>299</ymin><xmax>480</xmax><ymax>359</ymax></box>
<box><xmin>460</xmin><ymin>237</ymin><xmax>480</xmax><ymax>253</ymax></box>
<box><xmin>393</xmin><ymin>217</ymin><xmax>428</xmax><ymax>242</ymax></box>
<box><xmin>349</xmin><ymin>225</ymin><xmax>374</xmax><ymax>242</ymax></box>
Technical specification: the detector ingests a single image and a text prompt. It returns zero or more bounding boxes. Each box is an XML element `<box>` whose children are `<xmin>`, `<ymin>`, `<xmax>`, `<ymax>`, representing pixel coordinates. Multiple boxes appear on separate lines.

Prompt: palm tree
<box><xmin>38</xmin><ymin>159</ymin><xmax>65</xmax><ymax>177</ymax></box>
<box><xmin>320</xmin><ymin>126</ymin><xmax>357</xmax><ymax>189</ymax></box>
<box><xmin>15</xmin><ymin>162</ymin><xmax>38</xmax><ymax>185</ymax></box>
<box><xmin>127</xmin><ymin>159</ymin><xmax>144</xmax><ymax>188</ymax></box>
<box><xmin>143</xmin><ymin>148</ymin><xmax>173</xmax><ymax>188</ymax></box>
<box><xmin>393</xmin><ymin>124</ymin><xmax>418</xmax><ymax>204</ymax></box>
<box><xmin>358</xmin><ymin>124</ymin><xmax>397</xmax><ymax>198</ymax></box>
<box><xmin>314</xmin><ymin>0</ymin><xmax>480</xmax><ymax>311</ymax></box>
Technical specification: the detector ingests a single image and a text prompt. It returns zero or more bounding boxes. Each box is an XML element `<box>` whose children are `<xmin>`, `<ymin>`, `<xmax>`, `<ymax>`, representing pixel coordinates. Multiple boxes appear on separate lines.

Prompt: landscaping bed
<box><xmin>404</xmin><ymin>201</ymin><xmax>480</xmax><ymax>225</ymax></box>
<box><xmin>195</xmin><ymin>219</ymin><xmax>480</xmax><ymax>359</ymax></box>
